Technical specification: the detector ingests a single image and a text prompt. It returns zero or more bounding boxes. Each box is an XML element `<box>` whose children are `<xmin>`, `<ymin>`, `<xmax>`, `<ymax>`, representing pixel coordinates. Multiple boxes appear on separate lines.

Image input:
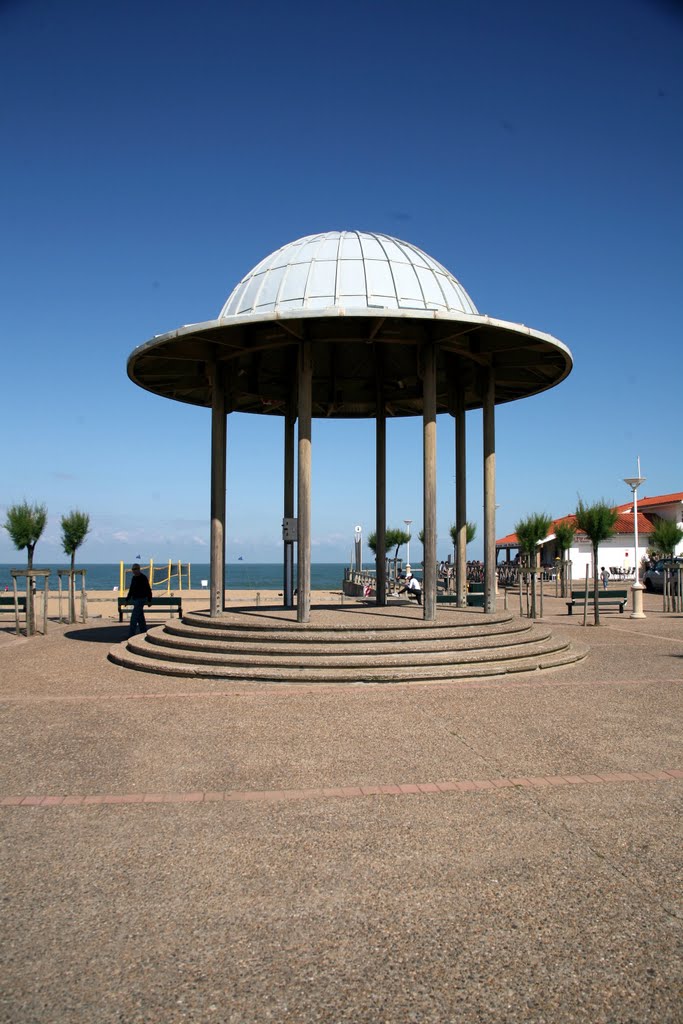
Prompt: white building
<box><xmin>496</xmin><ymin>490</ymin><xmax>683</xmax><ymax>579</ymax></box>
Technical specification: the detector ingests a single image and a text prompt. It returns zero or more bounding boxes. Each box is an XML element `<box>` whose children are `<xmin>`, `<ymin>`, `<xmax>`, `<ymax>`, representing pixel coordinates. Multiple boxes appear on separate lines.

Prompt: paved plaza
<box><xmin>1</xmin><ymin>593</ymin><xmax>681</xmax><ymax>1023</ymax></box>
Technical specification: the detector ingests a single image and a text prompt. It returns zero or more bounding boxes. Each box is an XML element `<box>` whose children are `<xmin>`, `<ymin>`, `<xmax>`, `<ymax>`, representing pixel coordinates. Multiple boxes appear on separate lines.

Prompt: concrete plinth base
<box><xmin>630</xmin><ymin>582</ymin><xmax>646</xmax><ymax>619</ymax></box>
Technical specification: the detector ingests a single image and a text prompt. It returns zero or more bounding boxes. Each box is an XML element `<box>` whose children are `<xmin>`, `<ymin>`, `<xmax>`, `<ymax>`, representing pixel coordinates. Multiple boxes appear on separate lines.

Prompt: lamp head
<box><xmin>624</xmin><ymin>476</ymin><xmax>646</xmax><ymax>490</ymax></box>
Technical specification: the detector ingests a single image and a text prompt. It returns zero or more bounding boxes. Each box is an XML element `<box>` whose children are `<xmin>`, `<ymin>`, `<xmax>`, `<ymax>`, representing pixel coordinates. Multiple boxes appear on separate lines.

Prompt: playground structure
<box><xmin>119</xmin><ymin>560</ymin><xmax>192</xmax><ymax>595</ymax></box>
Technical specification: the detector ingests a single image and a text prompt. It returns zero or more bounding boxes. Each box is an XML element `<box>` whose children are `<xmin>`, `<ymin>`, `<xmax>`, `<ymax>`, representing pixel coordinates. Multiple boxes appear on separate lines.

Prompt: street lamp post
<box><xmin>624</xmin><ymin>459</ymin><xmax>646</xmax><ymax>620</ymax></box>
<box><xmin>404</xmin><ymin>519</ymin><xmax>412</xmax><ymax>571</ymax></box>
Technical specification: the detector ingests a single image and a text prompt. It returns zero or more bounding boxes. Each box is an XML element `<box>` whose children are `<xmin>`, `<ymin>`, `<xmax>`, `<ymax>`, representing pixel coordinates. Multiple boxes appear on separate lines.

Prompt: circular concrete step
<box><xmin>125</xmin><ymin>631</ymin><xmax>567</xmax><ymax>672</ymax></box>
<box><xmin>108</xmin><ymin>641</ymin><xmax>587</xmax><ymax>683</ymax></box>
<box><xmin>147</xmin><ymin>622</ymin><xmax>549</xmax><ymax>659</ymax></box>
<box><xmin>108</xmin><ymin>605</ymin><xmax>587</xmax><ymax>684</ymax></box>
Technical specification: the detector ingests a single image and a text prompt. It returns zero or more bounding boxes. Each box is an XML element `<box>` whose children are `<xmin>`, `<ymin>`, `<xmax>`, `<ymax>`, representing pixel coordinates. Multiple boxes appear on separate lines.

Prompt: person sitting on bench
<box><xmin>398</xmin><ymin>572</ymin><xmax>422</xmax><ymax>605</ymax></box>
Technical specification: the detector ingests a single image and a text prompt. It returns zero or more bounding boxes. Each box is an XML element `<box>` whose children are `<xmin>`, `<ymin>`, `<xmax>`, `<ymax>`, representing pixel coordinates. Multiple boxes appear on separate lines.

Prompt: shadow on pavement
<box><xmin>65</xmin><ymin>625</ymin><xmax>130</xmax><ymax>644</ymax></box>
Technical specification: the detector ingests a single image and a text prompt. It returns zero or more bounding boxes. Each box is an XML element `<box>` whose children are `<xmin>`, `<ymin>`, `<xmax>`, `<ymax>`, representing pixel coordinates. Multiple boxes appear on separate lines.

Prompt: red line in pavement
<box><xmin>2</xmin><ymin>770</ymin><xmax>681</xmax><ymax>809</ymax></box>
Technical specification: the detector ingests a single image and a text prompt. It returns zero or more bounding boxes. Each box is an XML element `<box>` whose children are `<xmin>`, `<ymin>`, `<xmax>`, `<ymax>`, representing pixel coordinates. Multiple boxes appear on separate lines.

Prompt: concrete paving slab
<box><xmin>0</xmin><ymin>596</ymin><xmax>681</xmax><ymax>1022</ymax></box>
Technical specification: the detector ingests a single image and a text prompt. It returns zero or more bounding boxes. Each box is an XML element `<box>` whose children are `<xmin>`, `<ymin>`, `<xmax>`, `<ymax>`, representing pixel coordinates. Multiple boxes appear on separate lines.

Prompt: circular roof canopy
<box><xmin>128</xmin><ymin>231</ymin><xmax>572</xmax><ymax>418</ymax></box>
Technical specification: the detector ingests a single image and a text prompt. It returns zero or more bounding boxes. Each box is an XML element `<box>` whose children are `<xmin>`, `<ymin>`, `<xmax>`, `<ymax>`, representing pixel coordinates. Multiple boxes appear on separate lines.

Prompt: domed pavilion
<box><xmin>128</xmin><ymin>230</ymin><xmax>572</xmax><ymax>622</ymax></box>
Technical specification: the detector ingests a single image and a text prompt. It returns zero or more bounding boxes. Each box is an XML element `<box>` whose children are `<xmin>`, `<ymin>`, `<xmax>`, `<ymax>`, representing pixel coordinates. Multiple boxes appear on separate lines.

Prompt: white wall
<box><xmin>566</xmin><ymin>535</ymin><xmax>650</xmax><ymax>580</ymax></box>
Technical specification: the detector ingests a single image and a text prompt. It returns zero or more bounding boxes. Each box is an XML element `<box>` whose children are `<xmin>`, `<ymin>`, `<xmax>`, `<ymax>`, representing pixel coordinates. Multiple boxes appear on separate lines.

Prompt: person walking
<box><xmin>126</xmin><ymin>563</ymin><xmax>152</xmax><ymax>637</ymax></box>
<box><xmin>600</xmin><ymin>566</ymin><xmax>610</xmax><ymax>590</ymax></box>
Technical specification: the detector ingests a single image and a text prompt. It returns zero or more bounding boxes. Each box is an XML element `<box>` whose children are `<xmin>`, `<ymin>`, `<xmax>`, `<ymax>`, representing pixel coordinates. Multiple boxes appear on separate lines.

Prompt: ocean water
<box><xmin>0</xmin><ymin>562</ymin><xmax>354</xmax><ymax>592</ymax></box>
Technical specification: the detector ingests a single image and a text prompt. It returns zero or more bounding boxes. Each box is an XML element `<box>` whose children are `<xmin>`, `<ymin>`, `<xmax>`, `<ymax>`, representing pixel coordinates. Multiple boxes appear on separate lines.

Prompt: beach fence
<box><xmin>119</xmin><ymin>560</ymin><xmax>192</xmax><ymax>594</ymax></box>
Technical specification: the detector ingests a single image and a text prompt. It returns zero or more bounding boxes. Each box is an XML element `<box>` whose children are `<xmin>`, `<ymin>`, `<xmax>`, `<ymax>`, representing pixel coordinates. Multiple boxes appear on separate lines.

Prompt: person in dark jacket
<box><xmin>126</xmin><ymin>563</ymin><xmax>152</xmax><ymax>636</ymax></box>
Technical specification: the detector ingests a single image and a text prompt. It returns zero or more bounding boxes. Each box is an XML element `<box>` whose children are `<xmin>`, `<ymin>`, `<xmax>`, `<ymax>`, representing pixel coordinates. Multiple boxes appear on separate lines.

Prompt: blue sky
<box><xmin>1</xmin><ymin>0</ymin><xmax>681</xmax><ymax>565</ymax></box>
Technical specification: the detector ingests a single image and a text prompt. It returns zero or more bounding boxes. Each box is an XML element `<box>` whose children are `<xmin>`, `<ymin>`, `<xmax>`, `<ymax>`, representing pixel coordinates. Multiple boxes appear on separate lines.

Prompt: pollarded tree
<box><xmin>514</xmin><ymin>513</ymin><xmax>552</xmax><ymax>618</ymax></box>
<box><xmin>554</xmin><ymin>519</ymin><xmax>576</xmax><ymax>597</ymax></box>
<box><xmin>367</xmin><ymin>527</ymin><xmax>411</xmax><ymax>586</ymax></box>
<box><xmin>449</xmin><ymin>520</ymin><xmax>476</xmax><ymax>553</ymax></box>
<box><xmin>61</xmin><ymin>509</ymin><xmax>90</xmax><ymax>623</ymax></box>
<box><xmin>447</xmin><ymin>522</ymin><xmax>476</xmax><ymax>599</ymax></box>
<box><xmin>367</xmin><ymin>528</ymin><xmax>411</xmax><ymax>560</ymax></box>
<box><xmin>575</xmin><ymin>498</ymin><xmax>618</xmax><ymax>626</ymax></box>
<box><xmin>3</xmin><ymin>501</ymin><xmax>48</xmax><ymax>633</ymax></box>
<box><xmin>649</xmin><ymin>519</ymin><xmax>683</xmax><ymax>558</ymax></box>
<box><xmin>3</xmin><ymin>501</ymin><xmax>48</xmax><ymax>570</ymax></box>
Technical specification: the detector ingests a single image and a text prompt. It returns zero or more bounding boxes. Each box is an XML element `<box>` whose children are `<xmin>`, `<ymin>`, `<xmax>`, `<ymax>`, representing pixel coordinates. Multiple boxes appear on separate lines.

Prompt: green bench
<box><xmin>117</xmin><ymin>596</ymin><xmax>183</xmax><ymax>623</ymax></box>
<box><xmin>566</xmin><ymin>589</ymin><xmax>628</xmax><ymax>615</ymax></box>
<box><xmin>437</xmin><ymin>593</ymin><xmax>485</xmax><ymax>607</ymax></box>
<box><xmin>0</xmin><ymin>595</ymin><xmax>27</xmax><ymax>614</ymax></box>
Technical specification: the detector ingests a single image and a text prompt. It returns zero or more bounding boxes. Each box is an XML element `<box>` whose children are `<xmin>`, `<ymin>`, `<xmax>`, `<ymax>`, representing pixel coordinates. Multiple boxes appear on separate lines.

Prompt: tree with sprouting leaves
<box><xmin>367</xmin><ymin>528</ymin><xmax>411</xmax><ymax>561</ymax></box>
<box><xmin>649</xmin><ymin>519</ymin><xmax>683</xmax><ymax>559</ymax></box>
<box><xmin>3</xmin><ymin>501</ymin><xmax>48</xmax><ymax>569</ymax></box>
<box><xmin>61</xmin><ymin>510</ymin><xmax>90</xmax><ymax>623</ymax></box>
<box><xmin>447</xmin><ymin>521</ymin><xmax>476</xmax><ymax>600</ymax></box>
<box><xmin>575</xmin><ymin>498</ymin><xmax>618</xmax><ymax>626</ymax></box>
<box><xmin>449</xmin><ymin>521</ymin><xmax>476</xmax><ymax>556</ymax></box>
<box><xmin>3</xmin><ymin>501</ymin><xmax>48</xmax><ymax>633</ymax></box>
<box><xmin>554</xmin><ymin>519</ymin><xmax>576</xmax><ymax>598</ymax></box>
<box><xmin>514</xmin><ymin>513</ymin><xmax>552</xmax><ymax>618</ymax></box>
<box><xmin>367</xmin><ymin>528</ymin><xmax>411</xmax><ymax>584</ymax></box>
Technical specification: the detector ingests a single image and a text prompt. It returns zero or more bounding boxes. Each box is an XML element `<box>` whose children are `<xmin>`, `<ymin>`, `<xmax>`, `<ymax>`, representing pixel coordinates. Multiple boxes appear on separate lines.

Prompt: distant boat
<box><xmin>238</xmin><ymin>556</ymin><xmax>244</xmax><ymax>561</ymax></box>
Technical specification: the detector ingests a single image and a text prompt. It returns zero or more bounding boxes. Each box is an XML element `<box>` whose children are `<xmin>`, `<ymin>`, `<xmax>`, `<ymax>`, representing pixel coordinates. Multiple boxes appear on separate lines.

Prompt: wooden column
<box><xmin>297</xmin><ymin>340</ymin><xmax>312</xmax><ymax>623</ymax></box>
<box><xmin>209</xmin><ymin>370</ymin><xmax>226</xmax><ymax>618</ymax></box>
<box><xmin>283</xmin><ymin>403</ymin><xmax>295</xmax><ymax>608</ymax></box>
<box><xmin>423</xmin><ymin>341</ymin><xmax>437</xmax><ymax>621</ymax></box>
<box><xmin>483</xmin><ymin>365</ymin><xmax>496</xmax><ymax>614</ymax></box>
<box><xmin>454</xmin><ymin>381</ymin><xmax>467</xmax><ymax>608</ymax></box>
<box><xmin>375</xmin><ymin>376</ymin><xmax>387</xmax><ymax>607</ymax></box>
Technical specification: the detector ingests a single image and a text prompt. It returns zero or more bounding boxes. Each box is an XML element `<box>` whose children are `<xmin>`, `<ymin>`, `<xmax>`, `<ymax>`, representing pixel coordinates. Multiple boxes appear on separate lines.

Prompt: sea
<box><xmin>0</xmin><ymin>562</ymin><xmax>356</xmax><ymax>592</ymax></box>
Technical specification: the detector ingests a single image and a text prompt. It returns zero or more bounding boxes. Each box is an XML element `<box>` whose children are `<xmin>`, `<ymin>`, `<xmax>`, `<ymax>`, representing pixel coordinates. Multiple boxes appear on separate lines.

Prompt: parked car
<box><xmin>642</xmin><ymin>558</ymin><xmax>683</xmax><ymax>593</ymax></box>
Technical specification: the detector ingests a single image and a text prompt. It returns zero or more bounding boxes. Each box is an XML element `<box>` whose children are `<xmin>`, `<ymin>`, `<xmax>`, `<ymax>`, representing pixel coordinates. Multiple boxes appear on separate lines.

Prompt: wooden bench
<box><xmin>0</xmin><ymin>595</ymin><xmax>27</xmax><ymax>613</ymax></box>
<box><xmin>117</xmin><ymin>597</ymin><xmax>183</xmax><ymax>623</ymax></box>
<box><xmin>566</xmin><ymin>589</ymin><xmax>628</xmax><ymax>615</ymax></box>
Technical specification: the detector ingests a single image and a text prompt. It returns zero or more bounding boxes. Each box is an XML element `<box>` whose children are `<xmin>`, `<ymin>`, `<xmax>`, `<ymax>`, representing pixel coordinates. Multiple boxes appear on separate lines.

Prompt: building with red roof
<box><xmin>496</xmin><ymin>491</ymin><xmax>683</xmax><ymax>578</ymax></box>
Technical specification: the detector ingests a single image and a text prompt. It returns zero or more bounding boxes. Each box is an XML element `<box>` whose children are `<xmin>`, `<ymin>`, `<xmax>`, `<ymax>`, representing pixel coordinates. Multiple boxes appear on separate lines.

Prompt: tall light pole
<box><xmin>624</xmin><ymin>458</ymin><xmax>646</xmax><ymax>620</ymax></box>
<box><xmin>404</xmin><ymin>519</ymin><xmax>412</xmax><ymax>571</ymax></box>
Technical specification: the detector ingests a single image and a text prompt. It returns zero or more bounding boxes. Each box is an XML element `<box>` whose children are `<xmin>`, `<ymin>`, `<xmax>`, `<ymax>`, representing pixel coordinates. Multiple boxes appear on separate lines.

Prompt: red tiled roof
<box><xmin>497</xmin><ymin>510</ymin><xmax>654</xmax><ymax>547</ymax></box>
<box><xmin>638</xmin><ymin>491</ymin><xmax>683</xmax><ymax>508</ymax></box>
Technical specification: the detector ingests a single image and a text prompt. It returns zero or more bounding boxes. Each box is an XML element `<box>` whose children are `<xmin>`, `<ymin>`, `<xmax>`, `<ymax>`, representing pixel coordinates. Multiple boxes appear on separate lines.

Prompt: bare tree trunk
<box><xmin>69</xmin><ymin>551</ymin><xmax>76</xmax><ymax>624</ymax></box>
<box><xmin>27</xmin><ymin>545</ymin><xmax>35</xmax><ymax>636</ymax></box>
<box><xmin>531</xmin><ymin>551</ymin><xmax>539</xmax><ymax>618</ymax></box>
<box><xmin>593</xmin><ymin>542</ymin><xmax>600</xmax><ymax>625</ymax></box>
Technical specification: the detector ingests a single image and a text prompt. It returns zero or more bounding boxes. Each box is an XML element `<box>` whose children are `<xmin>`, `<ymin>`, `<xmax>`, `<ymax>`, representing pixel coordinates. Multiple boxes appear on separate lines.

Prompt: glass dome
<box><xmin>219</xmin><ymin>231</ymin><xmax>478</xmax><ymax>318</ymax></box>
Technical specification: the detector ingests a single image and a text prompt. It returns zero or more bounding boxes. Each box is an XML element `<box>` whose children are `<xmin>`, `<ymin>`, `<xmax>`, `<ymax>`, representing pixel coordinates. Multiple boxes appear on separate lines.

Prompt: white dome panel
<box><xmin>340</xmin><ymin>235</ymin><xmax>362</xmax><ymax>259</ymax></box>
<box><xmin>218</xmin><ymin>231</ymin><xmax>478</xmax><ymax>318</ymax></box>
<box><xmin>339</xmin><ymin>259</ymin><xmax>366</xmax><ymax>295</ymax></box>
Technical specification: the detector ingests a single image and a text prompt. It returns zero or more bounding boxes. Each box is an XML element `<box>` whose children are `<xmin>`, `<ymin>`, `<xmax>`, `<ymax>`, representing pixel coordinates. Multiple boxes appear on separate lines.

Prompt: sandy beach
<box><xmin>9</xmin><ymin>587</ymin><xmax>348</xmax><ymax>627</ymax></box>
